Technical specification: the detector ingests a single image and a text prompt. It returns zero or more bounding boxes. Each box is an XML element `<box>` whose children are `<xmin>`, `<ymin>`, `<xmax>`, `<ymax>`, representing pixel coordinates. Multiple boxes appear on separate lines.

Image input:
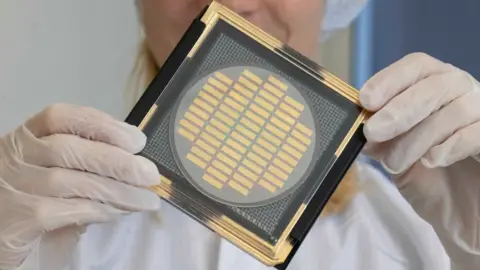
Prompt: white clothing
<box><xmin>50</xmin><ymin>161</ymin><xmax>450</xmax><ymax>270</ymax></box>
<box><xmin>4</xmin><ymin>52</ymin><xmax>480</xmax><ymax>270</ymax></box>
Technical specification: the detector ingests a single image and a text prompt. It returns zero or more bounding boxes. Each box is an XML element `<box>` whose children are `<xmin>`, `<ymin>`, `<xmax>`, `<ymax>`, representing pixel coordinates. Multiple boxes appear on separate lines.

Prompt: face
<box><xmin>139</xmin><ymin>0</ymin><xmax>325</xmax><ymax>67</ymax></box>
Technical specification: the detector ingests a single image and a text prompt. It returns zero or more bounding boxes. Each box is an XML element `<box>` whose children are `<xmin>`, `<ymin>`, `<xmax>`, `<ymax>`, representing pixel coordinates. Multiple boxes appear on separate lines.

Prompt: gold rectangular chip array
<box><xmin>247</xmin><ymin>152</ymin><xmax>268</xmax><ymax>168</ymax></box>
<box><xmin>214</xmin><ymin>72</ymin><xmax>233</xmax><ymax>85</ymax></box>
<box><xmin>287</xmin><ymin>137</ymin><xmax>307</xmax><ymax>152</ymax></box>
<box><xmin>284</xmin><ymin>96</ymin><xmax>304</xmax><ymax>112</ymax></box>
<box><xmin>268</xmin><ymin>165</ymin><xmax>289</xmax><ymax>181</ymax></box>
<box><xmin>179</xmin><ymin>119</ymin><xmax>200</xmax><ymax>135</ymax></box>
<box><xmin>281</xmin><ymin>144</ymin><xmax>302</xmax><ymax>160</ymax></box>
<box><xmin>200</xmin><ymin>132</ymin><xmax>221</xmax><ymax>147</ymax></box>
<box><xmin>295</xmin><ymin>122</ymin><xmax>313</xmax><ymax>137</ymax></box>
<box><xmin>265</xmin><ymin>124</ymin><xmax>286</xmax><ymax>139</ymax></box>
<box><xmin>189</xmin><ymin>104</ymin><xmax>209</xmax><ymax>120</ymax></box>
<box><xmin>184</xmin><ymin>111</ymin><xmax>205</xmax><ymax>127</ymax></box>
<box><xmin>260</xmin><ymin>130</ymin><xmax>281</xmax><ymax>146</ymax></box>
<box><xmin>193</xmin><ymin>98</ymin><xmax>214</xmax><ymax>113</ymax></box>
<box><xmin>238</xmin><ymin>166</ymin><xmax>259</xmax><ymax>182</ymax></box>
<box><xmin>219</xmin><ymin>104</ymin><xmax>240</xmax><ymax>120</ymax></box>
<box><xmin>242</xmin><ymin>69</ymin><xmax>263</xmax><ymax>85</ymax></box>
<box><xmin>258</xmin><ymin>90</ymin><xmax>279</xmax><ymax>105</ymax></box>
<box><xmin>245</xmin><ymin>110</ymin><xmax>265</xmax><ymax>126</ymax></box>
<box><xmin>268</xmin><ymin>76</ymin><xmax>288</xmax><ymax>91</ymax></box>
<box><xmin>233</xmin><ymin>83</ymin><xmax>254</xmax><ymax>98</ymax></box>
<box><xmin>263</xmin><ymin>83</ymin><xmax>284</xmax><ymax>98</ymax></box>
<box><xmin>250</xmin><ymin>103</ymin><xmax>270</xmax><ymax>119</ymax></box>
<box><xmin>233</xmin><ymin>173</ymin><xmax>254</xmax><ymax>189</ymax></box>
<box><xmin>273</xmin><ymin>158</ymin><xmax>293</xmax><ymax>174</ymax></box>
<box><xmin>229</xmin><ymin>91</ymin><xmax>249</xmax><ymax>105</ymax></box>
<box><xmin>197</xmin><ymin>139</ymin><xmax>216</xmax><ymax>155</ymax></box>
<box><xmin>178</xmin><ymin>128</ymin><xmax>195</xmax><ymax>142</ymax></box>
<box><xmin>217</xmin><ymin>152</ymin><xmax>238</xmax><ymax>168</ymax></box>
<box><xmin>277</xmin><ymin>151</ymin><xmax>298</xmax><ymax>167</ymax></box>
<box><xmin>210</xmin><ymin>118</ymin><xmax>230</xmax><ymax>133</ymax></box>
<box><xmin>274</xmin><ymin>109</ymin><xmax>295</xmax><ymax>125</ymax></box>
<box><xmin>279</xmin><ymin>103</ymin><xmax>300</xmax><ymax>118</ymax></box>
<box><xmin>187</xmin><ymin>153</ymin><xmax>207</xmax><ymax>169</ymax></box>
<box><xmin>240</xmin><ymin>117</ymin><xmax>260</xmax><ymax>132</ymax></box>
<box><xmin>205</xmin><ymin>125</ymin><xmax>225</xmax><ymax>141</ymax></box>
<box><xmin>242</xmin><ymin>158</ymin><xmax>262</xmax><ymax>175</ymax></box>
<box><xmin>225</xmin><ymin>97</ymin><xmax>244</xmax><ymax>112</ymax></box>
<box><xmin>235</xmin><ymin>124</ymin><xmax>256</xmax><ymax>140</ymax></box>
<box><xmin>292</xmin><ymin>129</ymin><xmax>312</xmax><ymax>145</ymax></box>
<box><xmin>270</xmin><ymin>116</ymin><xmax>291</xmax><ymax>132</ymax></box>
<box><xmin>257</xmin><ymin>137</ymin><xmax>276</xmax><ymax>154</ymax></box>
<box><xmin>212</xmin><ymin>160</ymin><xmax>233</xmax><ymax>176</ymax></box>
<box><xmin>176</xmin><ymin>68</ymin><xmax>317</xmax><ymax>196</ymax></box>
<box><xmin>198</xmin><ymin>91</ymin><xmax>219</xmax><ymax>106</ymax></box>
<box><xmin>206</xmin><ymin>166</ymin><xmax>228</xmax><ymax>182</ymax></box>
<box><xmin>191</xmin><ymin>146</ymin><xmax>212</xmax><ymax>162</ymax></box>
<box><xmin>203</xmin><ymin>174</ymin><xmax>223</xmax><ymax>189</ymax></box>
<box><xmin>221</xmin><ymin>145</ymin><xmax>242</xmax><ymax>161</ymax></box>
<box><xmin>259</xmin><ymin>179</ymin><xmax>276</xmax><ymax>193</ymax></box>
<box><xmin>204</xmin><ymin>84</ymin><xmax>223</xmax><ymax>99</ymax></box>
<box><xmin>252</xmin><ymin>145</ymin><xmax>273</xmax><ymax>160</ymax></box>
<box><xmin>208</xmin><ymin>77</ymin><xmax>229</xmax><ymax>92</ymax></box>
<box><xmin>231</xmin><ymin>131</ymin><xmax>251</xmax><ymax>147</ymax></box>
<box><xmin>238</xmin><ymin>76</ymin><xmax>258</xmax><ymax>91</ymax></box>
<box><xmin>228</xmin><ymin>181</ymin><xmax>249</xmax><ymax>195</ymax></box>
<box><xmin>215</xmin><ymin>111</ymin><xmax>235</xmax><ymax>126</ymax></box>
<box><xmin>264</xmin><ymin>172</ymin><xmax>284</xmax><ymax>188</ymax></box>
<box><xmin>226</xmin><ymin>138</ymin><xmax>247</xmax><ymax>154</ymax></box>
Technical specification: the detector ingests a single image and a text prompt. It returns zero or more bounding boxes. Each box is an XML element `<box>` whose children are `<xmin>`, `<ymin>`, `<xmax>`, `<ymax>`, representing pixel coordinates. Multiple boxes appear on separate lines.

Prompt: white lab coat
<box><xmin>35</xmin><ymin>160</ymin><xmax>458</xmax><ymax>270</ymax></box>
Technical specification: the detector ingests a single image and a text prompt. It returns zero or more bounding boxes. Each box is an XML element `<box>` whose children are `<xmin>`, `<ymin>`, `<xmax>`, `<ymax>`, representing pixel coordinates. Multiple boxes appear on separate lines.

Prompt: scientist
<box><xmin>1</xmin><ymin>0</ymin><xmax>479</xmax><ymax>269</ymax></box>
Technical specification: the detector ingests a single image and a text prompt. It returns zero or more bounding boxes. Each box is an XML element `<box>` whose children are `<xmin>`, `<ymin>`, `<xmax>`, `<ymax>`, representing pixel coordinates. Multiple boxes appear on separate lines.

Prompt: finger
<box><xmin>24</xmin><ymin>103</ymin><xmax>146</xmax><ymax>153</ymax></box>
<box><xmin>23</xmin><ymin>134</ymin><xmax>160</xmax><ymax>187</ymax></box>
<box><xmin>9</xmin><ymin>164</ymin><xmax>160</xmax><ymax>211</ymax></box>
<box><xmin>380</xmin><ymin>92</ymin><xmax>480</xmax><ymax>173</ymax></box>
<box><xmin>364</xmin><ymin>69</ymin><xmax>475</xmax><ymax>142</ymax></box>
<box><xmin>360</xmin><ymin>53</ymin><xmax>452</xmax><ymax>111</ymax></box>
<box><xmin>422</xmin><ymin>121</ymin><xmax>480</xmax><ymax>168</ymax></box>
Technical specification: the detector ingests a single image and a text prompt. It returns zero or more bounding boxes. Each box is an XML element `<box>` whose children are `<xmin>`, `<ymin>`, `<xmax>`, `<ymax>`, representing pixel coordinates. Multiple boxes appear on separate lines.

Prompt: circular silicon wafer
<box><xmin>172</xmin><ymin>66</ymin><xmax>317</xmax><ymax>207</ymax></box>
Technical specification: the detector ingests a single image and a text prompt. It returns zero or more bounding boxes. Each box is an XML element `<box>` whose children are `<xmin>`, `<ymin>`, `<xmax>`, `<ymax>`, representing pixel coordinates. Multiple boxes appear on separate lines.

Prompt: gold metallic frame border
<box><xmin>139</xmin><ymin>2</ymin><xmax>369</xmax><ymax>266</ymax></box>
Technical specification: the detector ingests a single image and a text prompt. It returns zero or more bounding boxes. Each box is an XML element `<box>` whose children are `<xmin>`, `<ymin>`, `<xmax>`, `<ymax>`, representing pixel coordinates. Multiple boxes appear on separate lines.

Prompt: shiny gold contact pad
<box><xmin>172</xmin><ymin>66</ymin><xmax>317</xmax><ymax>207</ymax></box>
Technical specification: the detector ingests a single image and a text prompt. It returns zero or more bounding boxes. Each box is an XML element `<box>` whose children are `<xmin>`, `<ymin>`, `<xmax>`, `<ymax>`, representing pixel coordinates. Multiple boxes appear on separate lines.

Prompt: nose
<box><xmin>218</xmin><ymin>0</ymin><xmax>262</xmax><ymax>15</ymax></box>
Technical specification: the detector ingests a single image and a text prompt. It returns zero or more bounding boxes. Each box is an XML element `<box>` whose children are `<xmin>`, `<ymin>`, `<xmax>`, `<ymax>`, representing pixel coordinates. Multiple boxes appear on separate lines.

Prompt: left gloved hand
<box><xmin>359</xmin><ymin>52</ymin><xmax>480</xmax><ymax>268</ymax></box>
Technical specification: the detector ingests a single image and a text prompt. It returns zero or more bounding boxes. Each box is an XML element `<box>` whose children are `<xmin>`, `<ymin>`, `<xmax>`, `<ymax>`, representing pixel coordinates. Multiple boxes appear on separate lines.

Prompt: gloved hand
<box><xmin>0</xmin><ymin>103</ymin><xmax>161</xmax><ymax>270</ymax></box>
<box><xmin>360</xmin><ymin>52</ymin><xmax>480</xmax><ymax>268</ymax></box>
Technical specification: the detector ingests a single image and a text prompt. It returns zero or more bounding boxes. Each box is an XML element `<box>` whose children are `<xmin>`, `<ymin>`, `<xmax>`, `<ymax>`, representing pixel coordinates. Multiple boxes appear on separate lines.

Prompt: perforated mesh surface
<box><xmin>142</xmin><ymin>32</ymin><xmax>347</xmax><ymax>237</ymax></box>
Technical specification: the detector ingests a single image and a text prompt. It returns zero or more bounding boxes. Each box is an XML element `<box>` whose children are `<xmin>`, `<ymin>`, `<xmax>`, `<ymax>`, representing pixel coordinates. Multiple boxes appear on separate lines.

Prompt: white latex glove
<box><xmin>360</xmin><ymin>52</ymin><xmax>480</xmax><ymax>269</ymax></box>
<box><xmin>0</xmin><ymin>103</ymin><xmax>161</xmax><ymax>270</ymax></box>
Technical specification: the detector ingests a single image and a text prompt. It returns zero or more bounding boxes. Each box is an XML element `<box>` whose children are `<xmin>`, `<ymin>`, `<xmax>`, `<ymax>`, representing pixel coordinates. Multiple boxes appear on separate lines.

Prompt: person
<box><xmin>0</xmin><ymin>0</ymin><xmax>479</xmax><ymax>269</ymax></box>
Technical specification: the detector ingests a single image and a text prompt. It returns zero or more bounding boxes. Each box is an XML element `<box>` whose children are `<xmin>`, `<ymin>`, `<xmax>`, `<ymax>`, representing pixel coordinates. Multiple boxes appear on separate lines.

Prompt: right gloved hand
<box><xmin>0</xmin><ymin>103</ymin><xmax>161</xmax><ymax>270</ymax></box>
